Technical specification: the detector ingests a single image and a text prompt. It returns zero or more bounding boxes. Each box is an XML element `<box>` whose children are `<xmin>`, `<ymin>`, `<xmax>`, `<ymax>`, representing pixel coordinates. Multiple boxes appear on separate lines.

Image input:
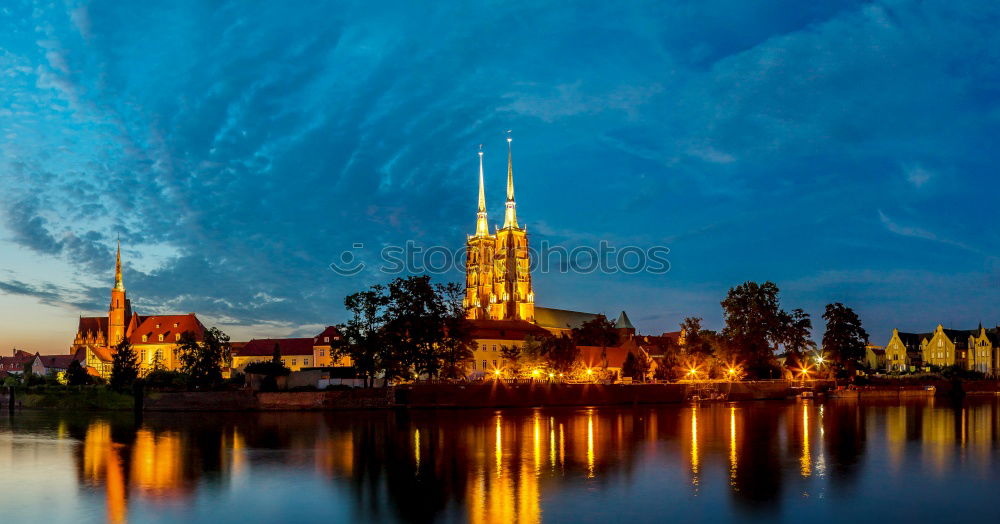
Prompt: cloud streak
<box><xmin>0</xmin><ymin>0</ymin><xmax>997</xmax><ymax>349</ymax></box>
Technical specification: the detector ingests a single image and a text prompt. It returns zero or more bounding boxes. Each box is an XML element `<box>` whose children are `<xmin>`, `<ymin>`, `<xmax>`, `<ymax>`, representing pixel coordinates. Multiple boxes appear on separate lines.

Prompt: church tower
<box><xmin>491</xmin><ymin>134</ymin><xmax>534</xmax><ymax>322</ymax></box>
<box><xmin>108</xmin><ymin>239</ymin><xmax>130</xmax><ymax>346</ymax></box>
<box><xmin>465</xmin><ymin>146</ymin><xmax>496</xmax><ymax>319</ymax></box>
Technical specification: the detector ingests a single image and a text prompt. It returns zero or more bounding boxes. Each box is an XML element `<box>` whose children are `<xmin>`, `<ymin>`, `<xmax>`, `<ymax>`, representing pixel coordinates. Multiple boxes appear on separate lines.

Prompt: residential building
<box><xmin>884</xmin><ymin>329</ymin><xmax>930</xmax><ymax>372</ymax></box>
<box><xmin>31</xmin><ymin>350</ymin><xmax>85</xmax><ymax>377</ymax></box>
<box><xmin>468</xmin><ymin>319</ymin><xmax>549</xmax><ymax>376</ymax></box>
<box><xmin>0</xmin><ymin>349</ymin><xmax>36</xmax><ymax>375</ymax></box>
<box><xmin>232</xmin><ymin>328</ymin><xmax>352</xmax><ymax>372</ymax></box>
<box><xmin>865</xmin><ymin>345</ymin><xmax>886</xmax><ymax>371</ymax></box>
<box><xmin>311</xmin><ymin>326</ymin><xmax>349</xmax><ymax>367</ymax></box>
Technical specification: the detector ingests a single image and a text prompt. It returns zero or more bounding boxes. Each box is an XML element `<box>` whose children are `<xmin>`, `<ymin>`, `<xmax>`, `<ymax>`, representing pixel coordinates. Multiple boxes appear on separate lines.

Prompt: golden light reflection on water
<box><xmin>729</xmin><ymin>405</ymin><xmax>737</xmax><ymax>486</ymax></box>
<box><xmin>690</xmin><ymin>403</ymin><xmax>699</xmax><ymax>487</ymax></box>
<box><xmin>8</xmin><ymin>398</ymin><xmax>1000</xmax><ymax>522</ymax></box>
<box><xmin>586</xmin><ymin>409</ymin><xmax>595</xmax><ymax>479</ymax></box>
<box><xmin>801</xmin><ymin>402</ymin><xmax>811</xmax><ymax>478</ymax></box>
<box><xmin>414</xmin><ymin>428</ymin><xmax>421</xmax><ymax>470</ymax></box>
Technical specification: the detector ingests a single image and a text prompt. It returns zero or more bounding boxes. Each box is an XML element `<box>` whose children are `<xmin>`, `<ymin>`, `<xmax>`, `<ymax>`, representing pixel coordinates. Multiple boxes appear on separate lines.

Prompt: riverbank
<box><xmin>5</xmin><ymin>378</ymin><xmax>999</xmax><ymax>412</ymax></box>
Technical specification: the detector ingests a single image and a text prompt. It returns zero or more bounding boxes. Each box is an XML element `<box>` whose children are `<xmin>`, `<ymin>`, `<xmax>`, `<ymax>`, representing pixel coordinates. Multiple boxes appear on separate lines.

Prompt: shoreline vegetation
<box><xmin>4</xmin><ymin>377</ymin><xmax>1000</xmax><ymax>412</ymax></box>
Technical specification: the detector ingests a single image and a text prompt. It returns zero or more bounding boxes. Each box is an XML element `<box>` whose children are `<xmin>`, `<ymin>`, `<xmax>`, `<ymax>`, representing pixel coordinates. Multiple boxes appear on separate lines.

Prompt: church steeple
<box><xmin>109</xmin><ymin>237</ymin><xmax>129</xmax><ymax>346</ymax></box>
<box><xmin>502</xmin><ymin>131</ymin><xmax>519</xmax><ymax>229</ymax></box>
<box><xmin>474</xmin><ymin>145</ymin><xmax>490</xmax><ymax>237</ymax></box>
<box><xmin>113</xmin><ymin>237</ymin><xmax>125</xmax><ymax>292</ymax></box>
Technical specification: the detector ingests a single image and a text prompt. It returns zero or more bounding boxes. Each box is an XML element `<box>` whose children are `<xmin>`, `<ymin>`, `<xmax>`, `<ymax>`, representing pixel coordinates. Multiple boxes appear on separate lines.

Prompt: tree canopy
<box><xmin>822</xmin><ymin>302</ymin><xmax>869</xmax><ymax>377</ymax></box>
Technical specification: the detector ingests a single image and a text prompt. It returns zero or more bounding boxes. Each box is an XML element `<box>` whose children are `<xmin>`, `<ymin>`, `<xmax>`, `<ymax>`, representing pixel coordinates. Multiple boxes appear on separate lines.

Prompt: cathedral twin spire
<box><xmin>466</xmin><ymin>132</ymin><xmax>534</xmax><ymax>323</ymax></box>
<box><xmin>474</xmin><ymin>132</ymin><xmax>521</xmax><ymax>234</ymax></box>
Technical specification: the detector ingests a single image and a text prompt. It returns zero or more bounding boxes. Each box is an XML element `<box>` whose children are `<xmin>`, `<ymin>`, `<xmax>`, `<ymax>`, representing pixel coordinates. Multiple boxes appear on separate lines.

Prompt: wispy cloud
<box><xmin>0</xmin><ymin>0</ymin><xmax>997</xmax><ymax>349</ymax></box>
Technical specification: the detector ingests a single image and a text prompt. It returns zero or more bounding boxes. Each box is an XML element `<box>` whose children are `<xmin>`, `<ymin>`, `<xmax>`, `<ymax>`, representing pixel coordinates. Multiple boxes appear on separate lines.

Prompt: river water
<box><xmin>2</xmin><ymin>397</ymin><xmax>999</xmax><ymax>523</ymax></box>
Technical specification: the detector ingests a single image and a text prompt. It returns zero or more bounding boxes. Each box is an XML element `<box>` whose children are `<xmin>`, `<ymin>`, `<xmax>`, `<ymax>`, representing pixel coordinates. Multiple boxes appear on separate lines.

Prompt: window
<box><xmin>142</xmin><ymin>335</ymin><xmax>148</xmax><ymax>342</ymax></box>
<box><xmin>938</xmin><ymin>339</ymin><xmax>943</xmax><ymax>348</ymax></box>
<box><xmin>304</xmin><ymin>359</ymin><xmax>309</xmax><ymax>366</ymax></box>
<box><xmin>158</xmin><ymin>334</ymin><xmax>164</xmax><ymax>342</ymax></box>
<box><xmin>324</xmin><ymin>336</ymin><xmax>330</xmax><ymax>343</ymax></box>
<box><xmin>156</xmin><ymin>323</ymin><xmax>161</xmax><ymax>329</ymax></box>
<box><xmin>292</xmin><ymin>359</ymin><xmax>297</xmax><ymax>366</ymax></box>
<box><xmin>173</xmin><ymin>322</ymin><xmax>179</xmax><ymax>328</ymax></box>
<box><xmin>140</xmin><ymin>350</ymin><xmax>146</xmax><ymax>361</ymax></box>
<box><xmin>156</xmin><ymin>349</ymin><xmax>163</xmax><ymax>361</ymax></box>
<box><xmin>481</xmin><ymin>344</ymin><xmax>486</xmax><ymax>352</ymax></box>
<box><xmin>175</xmin><ymin>333</ymin><xmax>180</xmax><ymax>342</ymax></box>
<box><xmin>482</xmin><ymin>360</ymin><xmax>487</xmax><ymax>370</ymax></box>
<box><xmin>472</xmin><ymin>361</ymin><xmax>476</xmax><ymax>370</ymax></box>
<box><xmin>492</xmin><ymin>344</ymin><xmax>497</xmax><ymax>352</ymax></box>
<box><xmin>319</xmin><ymin>349</ymin><xmax>325</xmax><ymax>357</ymax></box>
<box><xmin>492</xmin><ymin>360</ymin><xmax>497</xmax><ymax>368</ymax></box>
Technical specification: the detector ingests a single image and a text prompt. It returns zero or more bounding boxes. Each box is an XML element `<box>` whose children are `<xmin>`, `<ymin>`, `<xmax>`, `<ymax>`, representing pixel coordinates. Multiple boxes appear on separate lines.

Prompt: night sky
<box><xmin>1</xmin><ymin>1</ymin><xmax>998</xmax><ymax>351</ymax></box>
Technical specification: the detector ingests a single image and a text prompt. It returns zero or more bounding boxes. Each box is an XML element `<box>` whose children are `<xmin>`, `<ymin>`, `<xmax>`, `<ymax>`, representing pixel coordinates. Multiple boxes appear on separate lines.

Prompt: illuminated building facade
<box><xmin>71</xmin><ymin>242</ymin><xmax>207</xmax><ymax>377</ymax></box>
<box><xmin>882</xmin><ymin>324</ymin><xmax>999</xmax><ymax>374</ymax></box>
<box><xmin>464</xmin><ymin>136</ymin><xmax>534</xmax><ymax>322</ymax></box>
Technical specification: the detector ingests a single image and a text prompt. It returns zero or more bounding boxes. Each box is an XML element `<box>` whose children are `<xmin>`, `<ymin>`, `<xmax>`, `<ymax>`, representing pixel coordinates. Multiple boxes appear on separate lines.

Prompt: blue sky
<box><xmin>1</xmin><ymin>0</ymin><xmax>998</xmax><ymax>351</ymax></box>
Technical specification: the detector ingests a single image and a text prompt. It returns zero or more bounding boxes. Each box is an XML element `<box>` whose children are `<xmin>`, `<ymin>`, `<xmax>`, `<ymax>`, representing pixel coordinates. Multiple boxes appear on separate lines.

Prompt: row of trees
<box><xmin>337</xmin><ymin>277</ymin><xmax>869</xmax><ymax>384</ymax></box>
<box><xmin>655</xmin><ymin>281</ymin><xmax>869</xmax><ymax>380</ymax></box>
<box><xmin>338</xmin><ymin>275</ymin><xmax>474</xmax><ymax>386</ymax></box>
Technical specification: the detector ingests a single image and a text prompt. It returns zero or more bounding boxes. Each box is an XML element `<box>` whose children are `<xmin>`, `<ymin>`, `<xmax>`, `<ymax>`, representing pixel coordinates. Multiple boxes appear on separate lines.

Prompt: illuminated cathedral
<box><xmin>464</xmin><ymin>135</ymin><xmax>534</xmax><ymax>322</ymax></box>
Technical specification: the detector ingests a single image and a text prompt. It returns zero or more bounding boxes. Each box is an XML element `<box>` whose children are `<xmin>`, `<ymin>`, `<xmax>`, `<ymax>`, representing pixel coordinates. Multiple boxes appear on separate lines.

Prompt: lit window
<box><xmin>156</xmin><ymin>324</ymin><xmax>160</xmax><ymax>329</ymax></box>
<box><xmin>158</xmin><ymin>334</ymin><xmax>164</xmax><ymax>342</ymax></box>
<box><xmin>324</xmin><ymin>337</ymin><xmax>330</xmax><ymax>343</ymax></box>
<box><xmin>173</xmin><ymin>323</ymin><xmax>179</xmax><ymax>328</ymax></box>
<box><xmin>175</xmin><ymin>333</ymin><xmax>180</xmax><ymax>342</ymax></box>
<box><xmin>142</xmin><ymin>335</ymin><xmax>148</xmax><ymax>342</ymax></box>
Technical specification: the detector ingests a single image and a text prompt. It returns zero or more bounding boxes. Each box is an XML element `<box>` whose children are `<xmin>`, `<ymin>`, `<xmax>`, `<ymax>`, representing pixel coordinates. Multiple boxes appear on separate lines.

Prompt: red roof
<box><xmin>129</xmin><ymin>314</ymin><xmax>205</xmax><ymax>345</ymax></box>
<box><xmin>313</xmin><ymin>326</ymin><xmax>342</xmax><ymax>345</ymax></box>
<box><xmin>0</xmin><ymin>350</ymin><xmax>36</xmax><ymax>372</ymax></box>
<box><xmin>577</xmin><ymin>345</ymin><xmax>632</xmax><ymax>369</ymax></box>
<box><xmin>468</xmin><ymin>319</ymin><xmax>551</xmax><ymax>341</ymax></box>
<box><xmin>234</xmin><ymin>338</ymin><xmax>314</xmax><ymax>358</ymax></box>
<box><xmin>35</xmin><ymin>354</ymin><xmax>81</xmax><ymax>370</ymax></box>
<box><xmin>89</xmin><ymin>345</ymin><xmax>114</xmax><ymax>363</ymax></box>
<box><xmin>76</xmin><ymin>316</ymin><xmax>109</xmax><ymax>337</ymax></box>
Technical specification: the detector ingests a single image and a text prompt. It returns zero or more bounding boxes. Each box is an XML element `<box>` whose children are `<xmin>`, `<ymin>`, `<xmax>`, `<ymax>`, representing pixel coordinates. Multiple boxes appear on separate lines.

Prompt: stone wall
<box><xmin>395</xmin><ymin>383</ymin><xmax>688</xmax><ymax>408</ymax></box>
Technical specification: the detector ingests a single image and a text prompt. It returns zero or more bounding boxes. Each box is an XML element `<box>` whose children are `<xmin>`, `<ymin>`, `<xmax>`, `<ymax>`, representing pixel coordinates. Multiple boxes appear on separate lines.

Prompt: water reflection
<box><xmin>3</xmin><ymin>398</ymin><xmax>1000</xmax><ymax>522</ymax></box>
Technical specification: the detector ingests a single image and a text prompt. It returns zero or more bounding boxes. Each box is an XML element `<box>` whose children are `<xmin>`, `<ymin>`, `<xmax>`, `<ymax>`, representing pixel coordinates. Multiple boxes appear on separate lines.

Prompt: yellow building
<box><xmin>884</xmin><ymin>328</ymin><xmax>930</xmax><ymax>372</ymax></box>
<box><xmin>865</xmin><ymin>344</ymin><xmax>886</xmax><ymax>370</ymax></box>
<box><xmin>312</xmin><ymin>326</ymin><xmax>349</xmax><ymax>367</ymax></box>
<box><xmin>464</xmin><ymin>136</ymin><xmax>534</xmax><ymax>322</ymax></box>
<box><xmin>968</xmin><ymin>325</ymin><xmax>997</xmax><ymax>374</ymax></box>
<box><xmin>232</xmin><ymin>329</ymin><xmax>351</xmax><ymax>372</ymax></box>
<box><xmin>467</xmin><ymin>319</ymin><xmax>550</xmax><ymax>376</ymax></box>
